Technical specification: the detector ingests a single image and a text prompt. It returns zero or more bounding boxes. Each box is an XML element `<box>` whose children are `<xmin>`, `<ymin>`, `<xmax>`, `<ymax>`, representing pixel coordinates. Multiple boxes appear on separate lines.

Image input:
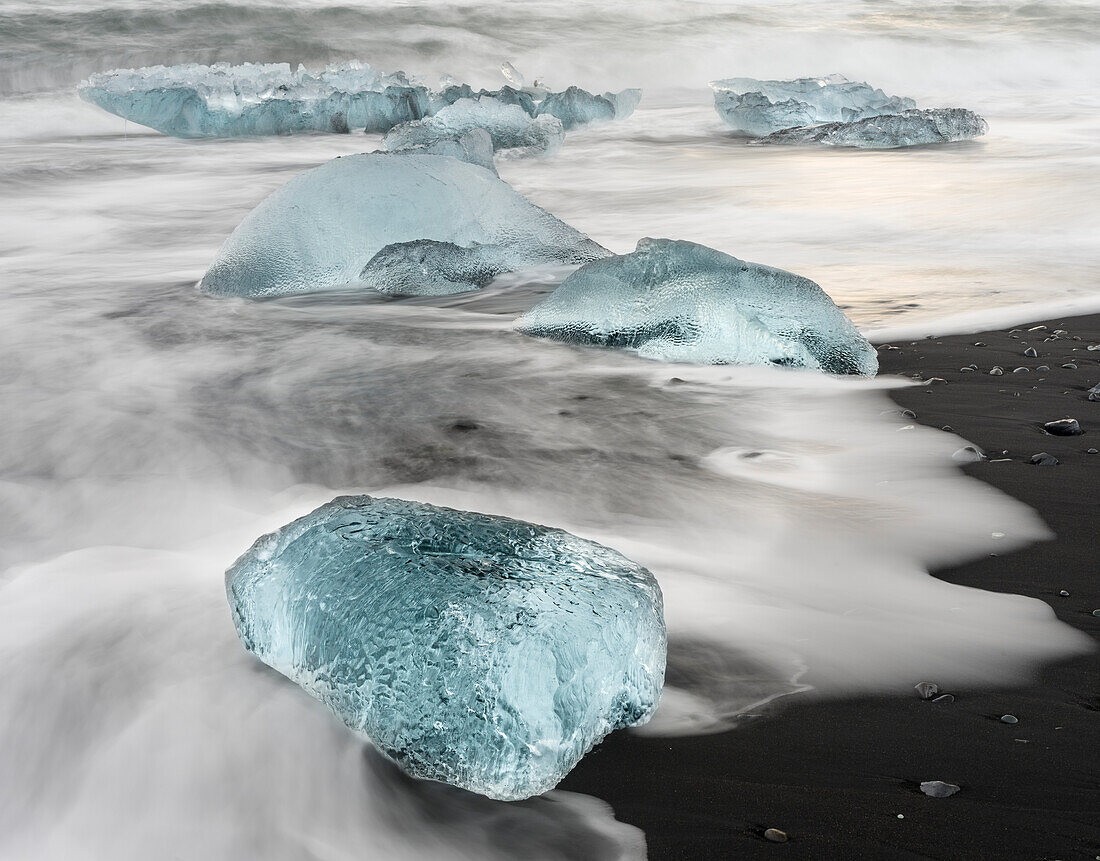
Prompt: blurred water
<box><xmin>1</xmin><ymin>0</ymin><xmax>1097</xmax><ymax>857</ymax></box>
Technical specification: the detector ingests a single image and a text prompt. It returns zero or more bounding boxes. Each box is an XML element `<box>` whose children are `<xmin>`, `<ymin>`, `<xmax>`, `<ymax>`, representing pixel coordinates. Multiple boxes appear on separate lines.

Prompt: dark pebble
<box><xmin>764</xmin><ymin>828</ymin><xmax>788</xmax><ymax>843</ymax></box>
<box><xmin>1043</xmin><ymin>418</ymin><xmax>1082</xmax><ymax>436</ymax></box>
<box><xmin>1029</xmin><ymin>452</ymin><xmax>1059</xmax><ymax>465</ymax></box>
<box><xmin>989</xmin><ymin>366</ymin><xmax>1004</xmax><ymax>376</ymax></box>
<box><xmin>1013</xmin><ymin>367</ymin><xmax>1030</xmax><ymax>374</ymax></box>
<box><xmin>1024</xmin><ymin>347</ymin><xmax>1038</xmax><ymax>357</ymax></box>
<box><xmin>1062</xmin><ymin>363</ymin><xmax>1077</xmax><ymax>370</ymax></box>
<box><xmin>1000</xmin><ymin>714</ymin><xmax>1019</xmax><ymax>724</ymax></box>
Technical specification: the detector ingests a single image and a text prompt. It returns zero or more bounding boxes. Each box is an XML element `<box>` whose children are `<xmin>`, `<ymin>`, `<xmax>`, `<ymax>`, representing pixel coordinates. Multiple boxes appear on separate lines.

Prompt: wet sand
<box><xmin>561</xmin><ymin>313</ymin><xmax>1100</xmax><ymax>860</ymax></box>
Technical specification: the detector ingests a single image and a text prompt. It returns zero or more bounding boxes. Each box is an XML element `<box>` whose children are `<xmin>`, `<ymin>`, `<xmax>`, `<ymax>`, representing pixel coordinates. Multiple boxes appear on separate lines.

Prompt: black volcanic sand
<box><xmin>560</xmin><ymin>314</ymin><xmax>1100</xmax><ymax>860</ymax></box>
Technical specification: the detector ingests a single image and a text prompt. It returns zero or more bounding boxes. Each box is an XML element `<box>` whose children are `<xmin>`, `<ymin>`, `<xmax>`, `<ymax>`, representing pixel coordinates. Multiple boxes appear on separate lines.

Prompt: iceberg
<box><xmin>535</xmin><ymin>86</ymin><xmax>642</xmax><ymax>130</ymax></box>
<box><xmin>78</xmin><ymin>62</ymin><xmax>431</xmax><ymax>138</ymax></box>
<box><xmin>225</xmin><ymin>495</ymin><xmax>666</xmax><ymax>801</ymax></box>
<box><xmin>515</xmin><ymin>238</ymin><xmax>878</xmax><ymax>375</ymax></box>
<box><xmin>382</xmin><ymin>98</ymin><xmax>566</xmax><ymax>156</ymax></box>
<box><xmin>79</xmin><ymin>62</ymin><xmax>641</xmax><ymax>141</ymax></box>
<box><xmin>710</xmin><ymin>74</ymin><xmax>916</xmax><ymax>136</ymax></box>
<box><xmin>199</xmin><ymin>148</ymin><xmax>609</xmax><ymax>297</ymax></box>
<box><xmin>758</xmin><ymin>108</ymin><xmax>989</xmax><ymax>148</ymax></box>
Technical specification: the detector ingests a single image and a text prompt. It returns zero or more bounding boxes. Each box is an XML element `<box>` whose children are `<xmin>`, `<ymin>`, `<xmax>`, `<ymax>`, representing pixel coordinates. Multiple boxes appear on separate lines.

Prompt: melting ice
<box><xmin>226</xmin><ymin>496</ymin><xmax>666</xmax><ymax>801</ymax></box>
<box><xmin>516</xmin><ymin>238</ymin><xmax>878</xmax><ymax>375</ymax></box>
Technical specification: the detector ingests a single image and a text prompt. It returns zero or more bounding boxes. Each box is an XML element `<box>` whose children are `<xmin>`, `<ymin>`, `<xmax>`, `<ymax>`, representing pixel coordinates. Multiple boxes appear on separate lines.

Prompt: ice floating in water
<box><xmin>759</xmin><ymin>109</ymin><xmax>988</xmax><ymax>149</ymax></box>
<box><xmin>199</xmin><ymin>149</ymin><xmax>609</xmax><ymax>298</ymax></box>
<box><xmin>78</xmin><ymin>62</ymin><xmax>430</xmax><ymax>138</ymax></box>
<box><xmin>536</xmin><ymin>86</ymin><xmax>642</xmax><ymax>130</ymax></box>
<box><xmin>710</xmin><ymin>74</ymin><xmax>916</xmax><ymax>136</ymax></box>
<box><xmin>709</xmin><ymin>74</ymin><xmax>985</xmax><ymax>147</ymax></box>
<box><xmin>516</xmin><ymin>238</ymin><xmax>878</xmax><ymax>375</ymax></box>
<box><xmin>383</xmin><ymin>98</ymin><xmax>565</xmax><ymax>156</ymax></box>
<box><xmin>225</xmin><ymin>495</ymin><xmax>666</xmax><ymax>801</ymax></box>
<box><xmin>79</xmin><ymin>62</ymin><xmax>639</xmax><ymax>141</ymax></box>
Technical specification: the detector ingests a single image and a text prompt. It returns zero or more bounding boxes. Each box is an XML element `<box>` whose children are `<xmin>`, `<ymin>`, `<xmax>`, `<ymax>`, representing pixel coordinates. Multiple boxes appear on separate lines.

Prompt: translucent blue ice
<box><xmin>382</xmin><ymin>97</ymin><xmax>566</xmax><ymax>156</ymax></box>
<box><xmin>758</xmin><ymin>108</ymin><xmax>988</xmax><ymax>148</ymax></box>
<box><xmin>198</xmin><ymin>149</ymin><xmax>609</xmax><ymax>298</ymax></box>
<box><xmin>78</xmin><ymin>62</ymin><xmax>430</xmax><ymax>137</ymax></box>
<box><xmin>710</xmin><ymin>74</ymin><xmax>916</xmax><ymax>136</ymax></box>
<box><xmin>515</xmin><ymin>238</ymin><xmax>878</xmax><ymax>375</ymax></box>
<box><xmin>78</xmin><ymin>63</ymin><xmax>641</xmax><ymax>141</ymax></box>
<box><xmin>225</xmin><ymin>496</ymin><xmax>666</xmax><ymax>801</ymax></box>
<box><xmin>535</xmin><ymin>86</ymin><xmax>642</xmax><ymax>130</ymax></box>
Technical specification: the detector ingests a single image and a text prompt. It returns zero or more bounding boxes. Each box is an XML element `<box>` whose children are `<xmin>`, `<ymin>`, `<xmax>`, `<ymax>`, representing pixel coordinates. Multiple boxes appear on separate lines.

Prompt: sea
<box><xmin>0</xmin><ymin>1</ymin><xmax>1097</xmax><ymax>857</ymax></box>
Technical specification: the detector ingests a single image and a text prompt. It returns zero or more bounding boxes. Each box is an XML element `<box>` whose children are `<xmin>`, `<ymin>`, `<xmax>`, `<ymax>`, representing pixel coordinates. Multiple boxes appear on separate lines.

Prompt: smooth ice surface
<box><xmin>225</xmin><ymin>495</ymin><xmax>667</xmax><ymax>801</ymax></box>
<box><xmin>78</xmin><ymin>62</ymin><xmax>430</xmax><ymax>137</ymax></box>
<box><xmin>198</xmin><ymin>151</ymin><xmax>609</xmax><ymax>297</ymax></box>
<box><xmin>760</xmin><ymin>109</ymin><xmax>989</xmax><ymax>148</ymax></box>
<box><xmin>710</xmin><ymin>74</ymin><xmax>916</xmax><ymax>136</ymax></box>
<box><xmin>516</xmin><ymin>238</ymin><xmax>878</xmax><ymax>375</ymax></box>
<box><xmin>383</xmin><ymin>97</ymin><xmax>565</xmax><ymax>156</ymax></box>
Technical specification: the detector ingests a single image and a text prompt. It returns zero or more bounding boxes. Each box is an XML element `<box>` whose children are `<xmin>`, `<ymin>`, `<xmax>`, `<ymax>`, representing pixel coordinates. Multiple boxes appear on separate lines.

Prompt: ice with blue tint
<box><xmin>78</xmin><ymin>62</ymin><xmax>431</xmax><ymax>137</ymax></box>
<box><xmin>516</xmin><ymin>238</ymin><xmax>878</xmax><ymax>375</ymax></box>
<box><xmin>758</xmin><ymin>108</ymin><xmax>988</xmax><ymax>148</ymax></box>
<box><xmin>386</xmin><ymin>128</ymin><xmax>498</xmax><ymax>174</ymax></box>
<box><xmin>199</xmin><ymin>150</ymin><xmax>609</xmax><ymax>298</ymax></box>
<box><xmin>382</xmin><ymin>98</ymin><xmax>565</xmax><ymax>156</ymax></box>
<box><xmin>709</xmin><ymin>74</ymin><xmax>917</xmax><ymax>136</ymax></box>
<box><xmin>79</xmin><ymin>62</ymin><xmax>641</xmax><ymax>141</ymax></box>
<box><xmin>535</xmin><ymin>86</ymin><xmax>642</xmax><ymax>130</ymax></box>
<box><xmin>225</xmin><ymin>495</ymin><xmax>666</xmax><ymax>801</ymax></box>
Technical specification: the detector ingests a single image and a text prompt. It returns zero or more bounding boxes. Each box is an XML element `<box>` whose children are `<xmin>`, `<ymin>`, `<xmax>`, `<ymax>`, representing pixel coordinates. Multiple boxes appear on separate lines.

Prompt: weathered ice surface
<box><xmin>382</xmin><ymin>98</ymin><xmax>565</xmax><ymax>156</ymax></box>
<box><xmin>384</xmin><ymin>128</ymin><xmax>498</xmax><ymax>174</ymax></box>
<box><xmin>78</xmin><ymin>62</ymin><xmax>430</xmax><ymax>137</ymax></box>
<box><xmin>710</xmin><ymin>74</ymin><xmax>916</xmax><ymax>136</ymax></box>
<box><xmin>79</xmin><ymin>62</ymin><xmax>641</xmax><ymax>141</ymax></box>
<box><xmin>225</xmin><ymin>495</ymin><xmax>667</xmax><ymax>801</ymax></box>
<box><xmin>535</xmin><ymin>86</ymin><xmax>642</xmax><ymax>130</ymax></box>
<box><xmin>198</xmin><ymin>151</ymin><xmax>609</xmax><ymax>297</ymax></box>
<box><xmin>516</xmin><ymin>238</ymin><xmax>878</xmax><ymax>375</ymax></box>
<box><xmin>759</xmin><ymin>109</ymin><xmax>988</xmax><ymax>148</ymax></box>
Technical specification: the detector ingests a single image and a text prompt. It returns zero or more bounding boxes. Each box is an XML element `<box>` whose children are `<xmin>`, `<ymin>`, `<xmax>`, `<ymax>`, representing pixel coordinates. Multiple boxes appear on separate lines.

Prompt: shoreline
<box><xmin>560</xmin><ymin>313</ymin><xmax>1100</xmax><ymax>860</ymax></box>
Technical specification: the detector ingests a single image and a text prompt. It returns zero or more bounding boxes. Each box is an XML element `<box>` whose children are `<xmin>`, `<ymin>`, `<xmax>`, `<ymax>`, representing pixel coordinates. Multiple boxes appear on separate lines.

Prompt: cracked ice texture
<box><xmin>758</xmin><ymin>108</ymin><xmax>988</xmax><ymax>149</ymax></box>
<box><xmin>382</xmin><ymin>98</ymin><xmax>566</xmax><ymax>156</ymax></box>
<box><xmin>516</xmin><ymin>238</ymin><xmax>878</xmax><ymax>375</ymax></box>
<box><xmin>78</xmin><ymin>63</ymin><xmax>641</xmax><ymax>142</ymax></box>
<box><xmin>78</xmin><ymin>62</ymin><xmax>430</xmax><ymax>137</ymax></box>
<box><xmin>225</xmin><ymin>496</ymin><xmax>666</xmax><ymax>801</ymax></box>
<box><xmin>709</xmin><ymin>74</ymin><xmax>917</xmax><ymax>137</ymax></box>
<box><xmin>198</xmin><ymin>150</ymin><xmax>609</xmax><ymax>298</ymax></box>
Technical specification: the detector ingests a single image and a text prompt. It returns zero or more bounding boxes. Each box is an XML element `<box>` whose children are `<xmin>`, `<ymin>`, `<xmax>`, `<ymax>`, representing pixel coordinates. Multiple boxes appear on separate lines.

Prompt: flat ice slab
<box><xmin>225</xmin><ymin>495</ymin><xmax>666</xmax><ymax>801</ymax></box>
<box><xmin>757</xmin><ymin>108</ymin><xmax>988</xmax><ymax>149</ymax></box>
<box><xmin>78</xmin><ymin>62</ymin><xmax>641</xmax><ymax>141</ymax></box>
<box><xmin>709</xmin><ymin>74</ymin><xmax>985</xmax><ymax>147</ymax></box>
<box><xmin>516</xmin><ymin>237</ymin><xmax>878</xmax><ymax>375</ymax></box>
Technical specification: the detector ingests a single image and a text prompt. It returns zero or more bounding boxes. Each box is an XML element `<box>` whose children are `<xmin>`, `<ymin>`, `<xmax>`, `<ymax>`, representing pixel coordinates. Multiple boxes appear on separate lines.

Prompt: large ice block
<box><xmin>515</xmin><ymin>238</ymin><xmax>878</xmax><ymax>375</ymax></box>
<box><xmin>198</xmin><ymin>150</ymin><xmax>609</xmax><ymax>297</ymax></box>
<box><xmin>225</xmin><ymin>495</ymin><xmax>667</xmax><ymax>801</ymax></box>
<box><xmin>757</xmin><ymin>108</ymin><xmax>988</xmax><ymax>148</ymax></box>
<box><xmin>710</xmin><ymin>74</ymin><xmax>916</xmax><ymax>136</ymax></box>
<box><xmin>78</xmin><ymin>62</ymin><xmax>430</xmax><ymax>137</ymax></box>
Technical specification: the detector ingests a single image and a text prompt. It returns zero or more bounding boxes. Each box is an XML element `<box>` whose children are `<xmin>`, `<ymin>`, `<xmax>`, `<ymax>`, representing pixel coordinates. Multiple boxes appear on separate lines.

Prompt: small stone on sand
<box><xmin>915</xmin><ymin>681</ymin><xmax>939</xmax><ymax>700</ymax></box>
<box><xmin>764</xmin><ymin>828</ymin><xmax>788</xmax><ymax>843</ymax></box>
<box><xmin>1029</xmin><ymin>452</ymin><xmax>1059</xmax><ymax>465</ymax></box>
<box><xmin>1043</xmin><ymin>418</ymin><xmax>1082</xmax><ymax>436</ymax></box>
<box><xmin>1000</xmin><ymin>714</ymin><xmax>1019</xmax><ymax>724</ymax></box>
<box><xmin>1024</xmin><ymin>347</ymin><xmax>1038</xmax><ymax>357</ymax></box>
<box><xmin>920</xmin><ymin>781</ymin><xmax>960</xmax><ymax>798</ymax></box>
